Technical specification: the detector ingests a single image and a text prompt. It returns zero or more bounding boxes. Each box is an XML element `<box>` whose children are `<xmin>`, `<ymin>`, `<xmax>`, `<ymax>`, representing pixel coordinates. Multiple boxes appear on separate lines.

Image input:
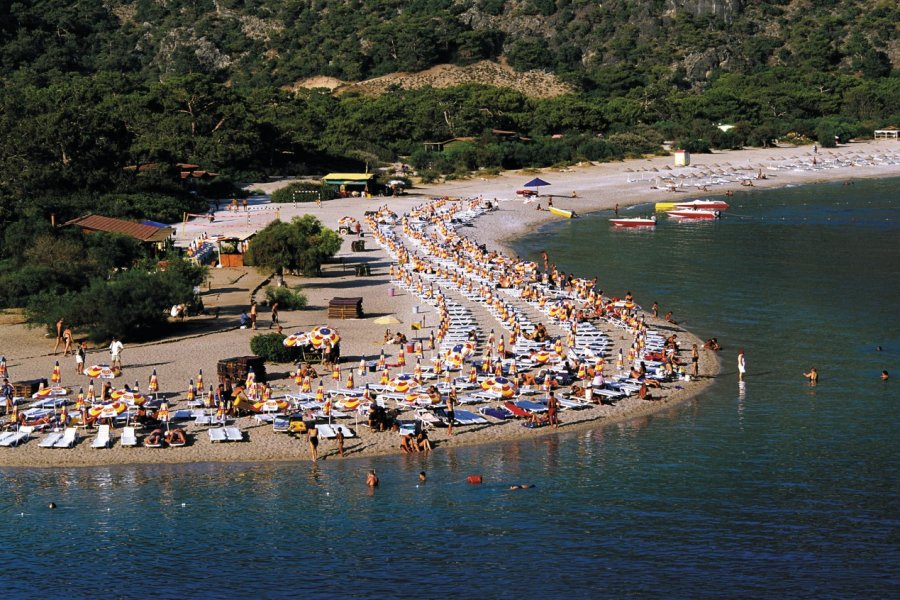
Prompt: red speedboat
<box><xmin>675</xmin><ymin>199</ymin><xmax>730</xmax><ymax>211</ymax></box>
<box><xmin>669</xmin><ymin>208</ymin><xmax>721</xmax><ymax>220</ymax></box>
<box><xmin>610</xmin><ymin>216</ymin><xmax>656</xmax><ymax>228</ymax></box>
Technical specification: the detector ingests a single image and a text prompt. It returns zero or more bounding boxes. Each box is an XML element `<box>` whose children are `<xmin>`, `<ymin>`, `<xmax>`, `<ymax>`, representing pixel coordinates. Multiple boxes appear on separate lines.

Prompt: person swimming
<box><xmin>509</xmin><ymin>484</ymin><xmax>535</xmax><ymax>490</ymax></box>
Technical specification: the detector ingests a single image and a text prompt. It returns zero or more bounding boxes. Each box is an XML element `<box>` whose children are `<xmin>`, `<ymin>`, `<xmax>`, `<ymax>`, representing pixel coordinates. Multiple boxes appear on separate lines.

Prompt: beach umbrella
<box><xmin>0</xmin><ymin>356</ymin><xmax>6</xmax><ymax>379</ymax></box>
<box><xmin>494</xmin><ymin>361</ymin><xmax>503</xmax><ymax>377</ymax></box>
<box><xmin>481</xmin><ymin>376</ymin><xmax>517</xmax><ymax>399</ymax></box>
<box><xmin>283</xmin><ymin>332</ymin><xmax>309</xmax><ymax>347</ymax></box>
<box><xmin>32</xmin><ymin>385</ymin><xmax>68</xmax><ymax>399</ymax></box>
<box><xmin>293</xmin><ymin>370</ymin><xmax>303</xmax><ymax>387</ymax></box>
<box><xmin>346</xmin><ymin>370</ymin><xmax>355</xmax><ymax>390</ymax></box>
<box><xmin>111</xmin><ymin>389</ymin><xmax>147</xmax><ymax>406</ymax></box>
<box><xmin>397</xmin><ymin>347</ymin><xmax>406</xmax><ymax>367</ymax></box>
<box><xmin>197</xmin><ymin>369</ymin><xmax>204</xmax><ymax>391</ymax></box>
<box><xmin>186</xmin><ymin>380</ymin><xmax>196</xmax><ymax>403</ymax></box>
<box><xmin>301</xmin><ymin>375</ymin><xmax>312</xmax><ymax>393</ymax></box>
<box><xmin>358</xmin><ymin>358</ymin><xmax>367</xmax><ymax>377</ymax></box>
<box><xmin>148</xmin><ymin>369</ymin><xmax>159</xmax><ymax>393</ymax></box>
<box><xmin>554</xmin><ymin>339</ymin><xmax>564</xmax><ymax>356</ymax></box>
<box><xmin>309</xmin><ymin>326</ymin><xmax>340</xmax><ymax>349</ymax></box>
<box><xmin>58</xmin><ymin>404</ymin><xmax>68</xmax><ymax>427</ymax></box>
<box><xmin>315</xmin><ymin>380</ymin><xmax>325</xmax><ymax>403</ymax></box>
<box><xmin>339</xmin><ymin>397</ymin><xmax>361</xmax><ymax>411</ymax></box>
<box><xmin>377</xmin><ymin>349</ymin><xmax>386</xmax><ymax>370</ymax></box>
<box><xmin>245</xmin><ymin>367</ymin><xmax>256</xmax><ymax>387</ymax></box>
<box><xmin>577</xmin><ymin>362</ymin><xmax>587</xmax><ymax>380</ymax></box>
<box><xmin>215</xmin><ymin>400</ymin><xmax>226</xmax><ymax>424</ymax></box>
<box><xmin>87</xmin><ymin>380</ymin><xmax>96</xmax><ymax>403</ymax></box>
<box><xmin>443</xmin><ymin>369</ymin><xmax>453</xmax><ymax>386</ymax></box>
<box><xmin>373</xmin><ymin>315</ymin><xmax>402</xmax><ymax>325</ymax></box>
<box><xmin>331</xmin><ymin>363</ymin><xmax>341</xmax><ymax>384</ymax></box>
<box><xmin>532</xmin><ymin>351</ymin><xmax>554</xmax><ymax>365</ymax></box>
<box><xmin>85</xmin><ymin>364</ymin><xmax>118</xmax><ymax>379</ymax></box>
<box><xmin>88</xmin><ymin>401</ymin><xmax>127</xmax><ymax>419</ymax></box>
<box><xmin>379</xmin><ymin>369</ymin><xmax>390</xmax><ymax>385</ymax></box>
<box><xmin>253</xmin><ymin>398</ymin><xmax>290</xmax><ymax>413</ymax></box>
<box><xmin>523</xmin><ymin>177</ymin><xmax>551</xmax><ymax>193</ymax></box>
<box><xmin>51</xmin><ymin>361</ymin><xmax>61</xmax><ymax>384</ymax></box>
<box><xmin>389</xmin><ymin>373</ymin><xmax>416</xmax><ymax>393</ymax></box>
<box><xmin>414</xmin><ymin>359</ymin><xmax>423</xmax><ymax>383</ymax></box>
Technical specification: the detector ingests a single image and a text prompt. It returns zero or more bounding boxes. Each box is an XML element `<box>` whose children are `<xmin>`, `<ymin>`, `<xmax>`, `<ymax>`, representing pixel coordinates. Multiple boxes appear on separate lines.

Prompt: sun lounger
<box><xmin>121</xmin><ymin>426</ymin><xmax>138</xmax><ymax>447</ymax></box>
<box><xmin>167</xmin><ymin>430</ymin><xmax>187</xmax><ymax>447</ymax></box>
<box><xmin>54</xmin><ymin>427</ymin><xmax>78</xmax><ymax>448</ymax></box>
<box><xmin>0</xmin><ymin>431</ymin><xmax>17</xmax><ymax>445</ymax></box>
<box><xmin>452</xmin><ymin>409</ymin><xmax>488</xmax><ymax>425</ymax></box>
<box><xmin>557</xmin><ymin>397</ymin><xmax>590</xmax><ymax>410</ymax></box>
<box><xmin>224</xmin><ymin>427</ymin><xmax>243</xmax><ymax>442</ymax></box>
<box><xmin>0</xmin><ymin>426</ymin><xmax>34</xmax><ymax>447</ymax></box>
<box><xmin>516</xmin><ymin>400</ymin><xmax>548</xmax><ymax>413</ymax></box>
<box><xmin>333</xmin><ymin>424</ymin><xmax>356</xmax><ymax>438</ymax></box>
<box><xmin>91</xmin><ymin>424</ymin><xmax>113</xmax><ymax>448</ymax></box>
<box><xmin>316</xmin><ymin>424</ymin><xmax>337</xmax><ymax>439</ymax></box>
<box><xmin>39</xmin><ymin>431</ymin><xmax>64</xmax><ymax>448</ymax></box>
<box><xmin>208</xmin><ymin>428</ymin><xmax>228</xmax><ymax>442</ymax></box>
<box><xmin>480</xmin><ymin>406</ymin><xmax>513</xmax><ymax>420</ymax></box>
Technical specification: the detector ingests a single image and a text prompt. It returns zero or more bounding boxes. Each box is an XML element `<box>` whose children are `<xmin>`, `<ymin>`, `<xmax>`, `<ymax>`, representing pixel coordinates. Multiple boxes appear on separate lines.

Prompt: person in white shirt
<box><xmin>109</xmin><ymin>338</ymin><xmax>124</xmax><ymax>370</ymax></box>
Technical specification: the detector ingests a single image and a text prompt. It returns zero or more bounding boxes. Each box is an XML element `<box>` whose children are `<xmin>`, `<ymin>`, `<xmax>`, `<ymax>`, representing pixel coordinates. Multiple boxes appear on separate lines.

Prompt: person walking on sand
<box><xmin>737</xmin><ymin>349</ymin><xmax>746</xmax><ymax>382</ymax></box>
<box><xmin>75</xmin><ymin>341</ymin><xmax>86</xmax><ymax>375</ymax></box>
<box><xmin>803</xmin><ymin>367</ymin><xmax>818</xmax><ymax>385</ymax></box>
<box><xmin>53</xmin><ymin>318</ymin><xmax>64</xmax><ymax>354</ymax></box>
<box><xmin>62</xmin><ymin>325</ymin><xmax>73</xmax><ymax>356</ymax></box>
<box><xmin>109</xmin><ymin>337</ymin><xmax>124</xmax><ymax>370</ymax></box>
<box><xmin>249</xmin><ymin>301</ymin><xmax>258</xmax><ymax>330</ymax></box>
<box><xmin>269</xmin><ymin>301</ymin><xmax>279</xmax><ymax>329</ymax></box>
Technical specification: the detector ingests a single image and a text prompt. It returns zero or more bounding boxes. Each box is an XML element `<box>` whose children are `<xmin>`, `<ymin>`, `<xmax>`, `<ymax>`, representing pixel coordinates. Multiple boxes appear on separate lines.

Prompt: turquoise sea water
<box><xmin>2</xmin><ymin>179</ymin><xmax>898</xmax><ymax>599</ymax></box>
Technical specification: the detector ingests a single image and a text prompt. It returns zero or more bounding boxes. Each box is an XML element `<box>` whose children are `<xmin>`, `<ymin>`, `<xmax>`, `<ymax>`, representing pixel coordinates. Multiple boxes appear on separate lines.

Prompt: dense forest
<box><xmin>0</xmin><ymin>0</ymin><xmax>897</xmax><ymax>330</ymax></box>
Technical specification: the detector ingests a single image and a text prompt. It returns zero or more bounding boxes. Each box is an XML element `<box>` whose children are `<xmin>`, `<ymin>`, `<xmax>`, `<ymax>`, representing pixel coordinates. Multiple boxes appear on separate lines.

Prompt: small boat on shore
<box><xmin>675</xmin><ymin>199</ymin><xmax>730</xmax><ymax>210</ymax></box>
<box><xmin>610</xmin><ymin>216</ymin><xmax>656</xmax><ymax>228</ymax></box>
<box><xmin>669</xmin><ymin>208</ymin><xmax>721</xmax><ymax>220</ymax></box>
<box><xmin>548</xmin><ymin>206</ymin><xmax>577</xmax><ymax>218</ymax></box>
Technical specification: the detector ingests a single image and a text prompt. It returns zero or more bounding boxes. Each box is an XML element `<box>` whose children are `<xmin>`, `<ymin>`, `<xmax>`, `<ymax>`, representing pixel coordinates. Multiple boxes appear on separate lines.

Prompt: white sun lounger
<box><xmin>316</xmin><ymin>424</ymin><xmax>337</xmax><ymax>439</ymax></box>
<box><xmin>208</xmin><ymin>428</ymin><xmax>228</xmax><ymax>442</ymax></box>
<box><xmin>121</xmin><ymin>426</ymin><xmax>138</xmax><ymax>447</ymax></box>
<box><xmin>0</xmin><ymin>431</ymin><xmax>17</xmax><ymax>445</ymax></box>
<box><xmin>54</xmin><ymin>427</ymin><xmax>79</xmax><ymax>448</ymax></box>
<box><xmin>333</xmin><ymin>424</ymin><xmax>356</xmax><ymax>439</ymax></box>
<box><xmin>224</xmin><ymin>427</ymin><xmax>243</xmax><ymax>442</ymax></box>
<box><xmin>39</xmin><ymin>431</ymin><xmax>64</xmax><ymax>448</ymax></box>
<box><xmin>0</xmin><ymin>426</ymin><xmax>34</xmax><ymax>447</ymax></box>
<box><xmin>91</xmin><ymin>424</ymin><xmax>113</xmax><ymax>448</ymax></box>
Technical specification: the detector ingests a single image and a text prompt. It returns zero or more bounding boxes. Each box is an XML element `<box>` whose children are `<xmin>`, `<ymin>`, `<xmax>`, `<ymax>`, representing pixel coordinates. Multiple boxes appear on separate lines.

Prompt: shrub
<box><xmin>264</xmin><ymin>286</ymin><xmax>308</xmax><ymax>310</ymax></box>
<box><xmin>250</xmin><ymin>333</ymin><xmax>298</xmax><ymax>363</ymax></box>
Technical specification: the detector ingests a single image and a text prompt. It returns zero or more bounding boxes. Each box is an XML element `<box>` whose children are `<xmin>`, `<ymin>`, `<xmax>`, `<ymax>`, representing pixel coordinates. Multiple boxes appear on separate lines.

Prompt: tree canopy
<box><xmin>245</xmin><ymin>216</ymin><xmax>342</xmax><ymax>277</ymax></box>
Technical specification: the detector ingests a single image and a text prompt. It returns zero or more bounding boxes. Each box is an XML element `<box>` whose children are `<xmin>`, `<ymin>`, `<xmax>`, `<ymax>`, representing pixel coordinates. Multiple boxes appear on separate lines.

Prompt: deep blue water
<box><xmin>2</xmin><ymin>179</ymin><xmax>898</xmax><ymax>599</ymax></box>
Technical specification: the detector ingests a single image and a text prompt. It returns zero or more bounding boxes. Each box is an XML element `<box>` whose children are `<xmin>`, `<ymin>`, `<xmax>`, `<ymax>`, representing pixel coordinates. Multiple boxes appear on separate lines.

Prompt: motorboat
<box><xmin>668</xmin><ymin>208</ymin><xmax>721</xmax><ymax>220</ymax></box>
<box><xmin>610</xmin><ymin>216</ymin><xmax>656</xmax><ymax>227</ymax></box>
<box><xmin>674</xmin><ymin>199</ymin><xmax>730</xmax><ymax>210</ymax></box>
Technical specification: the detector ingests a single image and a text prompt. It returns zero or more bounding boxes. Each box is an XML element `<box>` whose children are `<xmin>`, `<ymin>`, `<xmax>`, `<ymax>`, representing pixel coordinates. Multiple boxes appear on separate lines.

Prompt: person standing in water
<box><xmin>737</xmin><ymin>349</ymin><xmax>746</xmax><ymax>382</ymax></box>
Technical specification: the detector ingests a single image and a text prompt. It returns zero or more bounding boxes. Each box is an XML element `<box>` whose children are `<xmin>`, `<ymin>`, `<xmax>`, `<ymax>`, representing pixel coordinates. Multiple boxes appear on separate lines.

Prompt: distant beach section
<box><xmin>1</xmin><ymin>140</ymin><xmax>898</xmax><ymax>468</ymax></box>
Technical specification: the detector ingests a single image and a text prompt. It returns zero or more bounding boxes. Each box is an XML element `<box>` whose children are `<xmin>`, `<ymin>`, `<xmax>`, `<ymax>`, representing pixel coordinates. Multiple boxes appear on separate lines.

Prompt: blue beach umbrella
<box><xmin>523</xmin><ymin>177</ymin><xmax>551</xmax><ymax>193</ymax></box>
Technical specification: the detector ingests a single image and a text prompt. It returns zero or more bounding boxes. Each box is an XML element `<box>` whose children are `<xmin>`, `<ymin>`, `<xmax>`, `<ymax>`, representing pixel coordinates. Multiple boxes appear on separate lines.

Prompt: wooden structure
<box><xmin>874</xmin><ymin>127</ymin><xmax>899</xmax><ymax>140</ymax></box>
<box><xmin>13</xmin><ymin>378</ymin><xmax>48</xmax><ymax>398</ymax></box>
<box><xmin>328</xmin><ymin>297</ymin><xmax>363</xmax><ymax>319</ymax></box>
<box><xmin>64</xmin><ymin>214</ymin><xmax>173</xmax><ymax>246</ymax></box>
<box><xmin>217</xmin><ymin>356</ymin><xmax>267</xmax><ymax>386</ymax></box>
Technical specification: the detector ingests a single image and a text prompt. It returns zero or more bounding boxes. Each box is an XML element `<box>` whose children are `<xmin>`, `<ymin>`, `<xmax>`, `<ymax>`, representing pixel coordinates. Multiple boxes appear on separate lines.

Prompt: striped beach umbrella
<box><xmin>309</xmin><ymin>326</ymin><xmax>340</xmax><ymax>349</ymax></box>
<box><xmin>377</xmin><ymin>349</ymin><xmax>386</xmax><ymax>370</ymax></box>
<box><xmin>358</xmin><ymin>358</ymin><xmax>367</xmax><ymax>377</ymax></box>
<box><xmin>532</xmin><ymin>351</ymin><xmax>553</xmax><ymax>365</ymax></box>
<box><xmin>577</xmin><ymin>361</ymin><xmax>587</xmax><ymax>380</ymax></box>
<box><xmin>332</xmin><ymin>364</ymin><xmax>340</xmax><ymax>382</ymax></box>
<box><xmin>494</xmin><ymin>361</ymin><xmax>503</xmax><ymax>377</ymax></box>
<box><xmin>389</xmin><ymin>373</ymin><xmax>416</xmax><ymax>393</ymax></box>
<box><xmin>345</xmin><ymin>369</ymin><xmax>355</xmax><ymax>390</ymax></box>
<box><xmin>32</xmin><ymin>385</ymin><xmax>68</xmax><ymax>399</ymax></box>
<box><xmin>339</xmin><ymin>397</ymin><xmax>361</xmax><ymax>411</ymax></box>
<box><xmin>283</xmin><ymin>332</ymin><xmax>310</xmax><ymax>347</ymax></box>
<box><xmin>397</xmin><ymin>347</ymin><xmax>406</xmax><ymax>367</ymax></box>
<box><xmin>86</xmin><ymin>364</ymin><xmax>118</xmax><ymax>379</ymax></box>
<box><xmin>186</xmin><ymin>380</ymin><xmax>195</xmax><ymax>403</ymax></box>
<box><xmin>253</xmin><ymin>398</ymin><xmax>289</xmax><ymax>413</ymax></box>
<box><xmin>480</xmin><ymin>376</ymin><xmax>517</xmax><ymax>399</ymax></box>
<box><xmin>148</xmin><ymin>370</ymin><xmax>159</xmax><ymax>393</ymax></box>
<box><xmin>87</xmin><ymin>380</ymin><xmax>96</xmax><ymax>403</ymax></box>
<box><xmin>380</xmin><ymin>369</ymin><xmax>390</xmax><ymax>385</ymax></box>
<box><xmin>110</xmin><ymin>389</ymin><xmax>147</xmax><ymax>406</ymax></box>
<box><xmin>204</xmin><ymin>386</ymin><xmax>214</xmax><ymax>408</ymax></box>
<box><xmin>197</xmin><ymin>369</ymin><xmax>204</xmax><ymax>391</ymax></box>
<box><xmin>158</xmin><ymin>401</ymin><xmax>170</xmax><ymax>424</ymax></box>
<box><xmin>315</xmin><ymin>380</ymin><xmax>325</xmax><ymax>402</ymax></box>
<box><xmin>216</xmin><ymin>400</ymin><xmax>226</xmax><ymax>422</ymax></box>
<box><xmin>301</xmin><ymin>375</ymin><xmax>312</xmax><ymax>393</ymax></box>
<box><xmin>468</xmin><ymin>366</ymin><xmax>478</xmax><ymax>384</ymax></box>
<box><xmin>88</xmin><ymin>401</ymin><xmax>126</xmax><ymax>419</ymax></box>
<box><xmin>414</xmin><ymin>360</ymin><xmax>423</xmax><ymax>383</ymax></box>
<box><xmin>554</xmin><ymin>339</ymin><xmax>564</xmax><ymax>356</ymax></box>
<box><xmin>0</xmin><ymin>356</ymin><xmax>6</xmax><ymax>378</ymax></box>
<box><xmin>51</xmin><ymin>361</ymin><xmax>61</xmax><ymax>384</ymax></box>
<box><xmin>245</xmin><ymin>367</ymin><xmax>256</xmax><ymax>387</ymax></box>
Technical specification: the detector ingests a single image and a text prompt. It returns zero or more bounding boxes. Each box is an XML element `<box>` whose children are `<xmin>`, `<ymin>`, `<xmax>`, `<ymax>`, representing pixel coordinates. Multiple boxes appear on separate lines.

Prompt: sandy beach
<box><xmin>1</xmin><ymin>140</ymin><xmax>897</xmax><ymax>468</ymax></box>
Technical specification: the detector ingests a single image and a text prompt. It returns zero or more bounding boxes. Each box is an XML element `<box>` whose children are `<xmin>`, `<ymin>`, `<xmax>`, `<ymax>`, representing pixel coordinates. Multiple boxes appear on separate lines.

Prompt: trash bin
<box><xmin>388</xmin><ymin>287</ymin><xmax>395</xmax><ymax>297</ymax></box>
<box><xmin>405</xmin><ymin>342</ymin><xmax>415</xmax><ymax>354</ymax></box>
<box><xmin>351</xmin><ymin>240</ymin><xmax>366</xmax><ymax>252</ymax></box>
<box><xmin>354</xmin><ymin>264</ymin><xmax>370</xmax><ymax>276</ymax></box>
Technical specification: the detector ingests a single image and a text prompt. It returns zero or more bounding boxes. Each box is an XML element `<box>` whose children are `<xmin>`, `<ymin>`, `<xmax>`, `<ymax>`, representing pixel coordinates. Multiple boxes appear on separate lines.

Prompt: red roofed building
<box><xmin>64</xmin><ymin>214</ymin><xmax>173</xmax><ymax>244</ymax></box>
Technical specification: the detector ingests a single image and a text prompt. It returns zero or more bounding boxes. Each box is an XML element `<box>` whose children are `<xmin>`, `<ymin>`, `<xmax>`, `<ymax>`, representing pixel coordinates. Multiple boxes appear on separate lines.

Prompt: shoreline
<box><xmin>0</xmin><ymin>141</ymin><xmax>896</xmax><ymax>469</ymax></box>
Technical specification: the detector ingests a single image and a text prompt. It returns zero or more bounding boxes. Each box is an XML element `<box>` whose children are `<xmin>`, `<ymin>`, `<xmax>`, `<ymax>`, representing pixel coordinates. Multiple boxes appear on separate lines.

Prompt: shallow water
<box><xmin>2</xmin><ymin>179</ymin><xmax>898</xmax><ymax>598</ymax></box>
